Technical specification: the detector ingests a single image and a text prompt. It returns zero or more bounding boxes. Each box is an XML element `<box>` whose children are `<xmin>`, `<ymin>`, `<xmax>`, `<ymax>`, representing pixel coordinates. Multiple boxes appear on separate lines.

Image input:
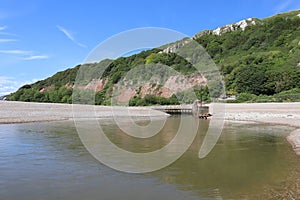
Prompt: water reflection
<box><xmin>0</xmin><ymin>117</ymin><xmax>299</xmax><ymax>199</ymax></box>
<box><xmin>152</xmin><ymin>121</ymin><xmax>297</xmax><ymax>199</ymax></box>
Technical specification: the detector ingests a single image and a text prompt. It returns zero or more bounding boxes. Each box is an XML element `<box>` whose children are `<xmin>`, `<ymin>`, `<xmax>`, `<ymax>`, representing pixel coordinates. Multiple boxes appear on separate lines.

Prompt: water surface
<box><xmin>0</xmin><ymin>116</ymin><xmax>299</xmax><ymax>199</ymax></box>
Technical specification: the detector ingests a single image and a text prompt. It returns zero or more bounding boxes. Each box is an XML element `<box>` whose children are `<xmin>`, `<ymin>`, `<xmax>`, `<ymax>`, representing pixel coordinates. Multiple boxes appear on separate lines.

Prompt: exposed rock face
<box><xmin>297</xmin><ymin>13</ymin><xmax>300</xmax><ymax>17</ymax></box>
<box><xmin>193</xmin><ymin>18</ymin><xmax>260</xmax><ymax>39</ymax></box>
<box><xmin>71</xmin><ymin>73</ymin><xmax>206</xmax><ymax>103</ymax></box>
<box><xmin>213</xmin><ymin>18</ymin><xmax>257</xmax><ymax>35</ymax></box>
<box><xmin>162</xmin><ymin>74</ymin><xmax>206</xmax><ymax>97</ymax></box>
<box><xmin>162</xmin><ymin>39</ymin><xmax>190</xmax><ymax>53</ymax></box>
<box><xmin>193</xmin><ymin>30</ymin><xmax>213</xmax><ymax>40</ymax></box>
<box><xmin>40</xmin><ymin>83</ymin><xmax>72</xmax><ymax>93</ymax></box>
<box><xmin>39</xmin><ymin>85</ymin><xmax>54</xmax><ymax>92</ymax></box>
<box><xmin>39</xmin><ymin>88</ymin><xmax>46</xmax><ymax>92</ymax></box>
<box><xmin>115</xmin><ymin>73</ymin><xmax>206</xmax><ymax>103</ymax></box>
<box><xmin>115</xmin><ymin>87</ymin><xmax>136</xmax><ymax>102</ymax></box>
<box><xmin>84</xmin><ymin>78</ymin><xmax>108</xmax><ymax>92</ymax></box>
<box><xmin>65</xmin><ymin>83</ymin><xmax>73</xmax><ymax>89</ymax></box>
<box><xmin>163</xmin><ymin>18</ymin><xmax>260</xmax><ymax>53</ymax></box>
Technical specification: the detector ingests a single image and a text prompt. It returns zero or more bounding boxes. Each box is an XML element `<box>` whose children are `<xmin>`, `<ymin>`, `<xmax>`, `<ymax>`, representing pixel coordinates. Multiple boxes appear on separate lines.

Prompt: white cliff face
<box><xmin>297</xmin><ymin>13</ymin><xmax>300</xmax><ymax>17</ymax></box>
<box><xmin>193</xmin><ymin>18</ymin><xmax>260</xmax><ymax>39</ymax></box>
<box><xmin>237</xmin><ymin>18</ymin><xmax>256</xmax><ymax>30</ymax></box>
<box><xmin>162</xmin><ymin>39</ymin><xmax>190</xmax><ymax>53</ymax></box>
<box><xmin>212</xmin><ymin>18</ymin><xmax>258</xmax><ymax>36</ymax></box>
<box><xmin>165</xmin><ymin>18</ymin><xmax>260</xmax><ymax>52</ymax></box>
<box><xmin>212</xmin><ymin>27</ymin><xmax>222</xmax><ymax>35</ymax></box>
<box><xmin>192</xmin><ymin>30</ymin><xmax>212</xmax><ymax>39</ymax></box>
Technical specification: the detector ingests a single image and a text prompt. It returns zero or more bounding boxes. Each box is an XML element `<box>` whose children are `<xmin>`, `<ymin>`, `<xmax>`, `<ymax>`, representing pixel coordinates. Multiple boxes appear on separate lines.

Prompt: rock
<box><xmin>114</xmin><ymin>73</ymin><xmax>207</xmax><ymax>102</ymax></box>
<box><xmin>84</xmin><ymin>78</ymin><xmax>108</xmax><ymax>92</ymax></box>
<box><xmin>193</xmin><ymin>18</ymin><xmax>260</xmax><ymax>39</ymax></box>
<box><xmin>162</xmin><ymin>39</ymin><xmax>190</xmax><ymax>53</ymax></box>
<box><xmin>212</xmin><ymin>18</ymin><xmax>258</xmax><ymax>36</ymax></box>
<box><xmin>192</xmin><ymin>30</ymin><xmax>212</xmax><ymax>39</ymax></box>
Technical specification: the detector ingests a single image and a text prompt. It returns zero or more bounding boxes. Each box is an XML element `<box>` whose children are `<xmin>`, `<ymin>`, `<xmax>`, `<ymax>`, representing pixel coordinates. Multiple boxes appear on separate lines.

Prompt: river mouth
<box><xmin>0</xmin><ymin>116</ymin><xmax>299</xmax><ymax>199</ymax></box>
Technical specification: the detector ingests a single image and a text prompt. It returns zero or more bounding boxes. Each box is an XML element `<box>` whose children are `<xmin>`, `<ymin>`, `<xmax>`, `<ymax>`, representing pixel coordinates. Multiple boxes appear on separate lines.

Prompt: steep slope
<box><xmin>8</xmin><ymin>10</ymin><xmax>300</xmax><ymax>104</ymax></box>
<box><xmin>194</xmin><ymin>10</ymin><xmax>300</xmax><ymax>100</ymax></box>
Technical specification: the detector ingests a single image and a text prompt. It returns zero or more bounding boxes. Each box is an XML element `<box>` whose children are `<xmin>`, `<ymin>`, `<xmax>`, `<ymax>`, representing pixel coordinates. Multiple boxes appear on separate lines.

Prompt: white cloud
<box><xmin>0</xmin><ymin>26</ymin><xmax>7</xmax><ymax>31</ymax></box>
<box><xmin>57</xmin><ymin>25</ymin><xmax>86</xmax><ymax>48</ymax></box>
<box><xmin>0</xmin><ymin>76</ymin><xmax>37</xmax><ymax>96</ymax></box>
<box><xmin>0</xmin><ymin>49</ymin><xmax>31</xmax><ymax>55</ymax></box>
<box><xmin>0</xmin><ymin>26</ymin><xmax>17</xmax><ymax>36</ymax></box>
<box><xmin>0</xmin><ymin>49</ymin><xmax>49</xmax><ymax>61</ymax></box>
<box><xmin>23</xmin><ymin>55</ymin><xmax>49</xmax><ymax>60</ymax></box>
<box><xmin>0</xmin><ymin>38</ymin><xmax>18</xmax><ymax>43</ymax></box>
<box><xmin>0</xmin><ymin>27</ymin><xmax>49</xmax><ymax>62</ymax></box>
<box><xmin>77</xmin><ymin>42</ymin><xmax>86</xmax><ymax>48</ymax></box>
<box><xmin>0</xmin><ymin>32</ymin><xmax>18</xmax><ymax>36</ymax></box>
<box><xmin>57</xmin><ymin>25</ymin><xmax>74</xmax><ymax>40</ymax></box>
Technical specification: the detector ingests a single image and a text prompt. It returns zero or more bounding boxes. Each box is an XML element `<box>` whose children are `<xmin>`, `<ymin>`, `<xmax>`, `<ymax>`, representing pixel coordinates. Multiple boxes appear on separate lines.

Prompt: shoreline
<box><xmin>0</xmin><ymin>101</ymin><xmax>170</xmax><ymax>124</ymax></box>
<box><xmin>1</xmin><ymin>101</ymin><xmax>300</xmax><ymax>155</ymax></box>
<box><xmin>223</xmin><ymin>102</ymin><xmax>300</xmax><ymax>156</ymax></box>
<box><xmin>287</xmin><ymin>129</ymin><xmax>300</xmax><ymax>156</ymax></box>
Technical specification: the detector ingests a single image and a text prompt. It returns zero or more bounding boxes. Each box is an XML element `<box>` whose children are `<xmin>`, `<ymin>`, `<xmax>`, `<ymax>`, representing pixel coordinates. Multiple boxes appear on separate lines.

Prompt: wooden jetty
<box><xmin>152</xmin><ymin>105</ymin><xmax>193</xmax><ymax>114</ymax></box>
<box><xmin>152</xmin><ymin>102</ymin><xmax>212</xmax><ymax>119</ymax></box>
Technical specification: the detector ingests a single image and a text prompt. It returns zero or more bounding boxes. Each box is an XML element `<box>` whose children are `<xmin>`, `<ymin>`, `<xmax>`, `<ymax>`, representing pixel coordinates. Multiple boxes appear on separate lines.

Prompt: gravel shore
<box><xmin>224</xmin><ymin>102</ymin><xmax>300</xmax><ymax>128</ymax></box>
<box><xmin>0</xmin><ymin>101</ymin><xmax>169</xmax><ymax>124</ymax></box>
<box><xmin>1</xmin><ymin>101</ymin><xmax>300</xmax><ymax>155</ymax></box>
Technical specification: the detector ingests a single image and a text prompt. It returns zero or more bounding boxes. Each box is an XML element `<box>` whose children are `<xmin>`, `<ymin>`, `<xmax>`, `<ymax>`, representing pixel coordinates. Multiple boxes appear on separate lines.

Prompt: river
<box><xmin>1</xmin><ymin>116</ymin><xmax>299</xmax><ymax>199</ymax></box>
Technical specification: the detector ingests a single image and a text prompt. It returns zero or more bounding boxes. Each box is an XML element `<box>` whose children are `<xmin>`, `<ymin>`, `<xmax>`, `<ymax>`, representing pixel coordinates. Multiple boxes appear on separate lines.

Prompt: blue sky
<box><xmin>0</xmin><ymin>0</ymin><xmax>300</xmax><ymax>95</ymax></box>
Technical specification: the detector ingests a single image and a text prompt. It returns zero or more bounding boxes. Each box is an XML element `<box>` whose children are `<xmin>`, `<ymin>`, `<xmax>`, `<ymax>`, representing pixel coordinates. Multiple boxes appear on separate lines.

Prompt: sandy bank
<box><xmin>3</xmin><ymin>101</ymin><xmax>299</xmax><ymax>125</ymax></box>
<box><xmin>0</xmin><ymin>101</ymin><xmax>169</xmax><ymax>124</ymax></box>
<box><xmin>224</xmin><ymin>102</ymin><xmax>300</xmax><ymax>128</ymax></box>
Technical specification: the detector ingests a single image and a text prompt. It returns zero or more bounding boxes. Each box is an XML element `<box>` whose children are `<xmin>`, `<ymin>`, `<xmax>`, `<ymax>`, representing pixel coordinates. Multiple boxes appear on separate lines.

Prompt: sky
<box><xmin>0</xmin><ymin>0</ymin><xmax>300</xmax><ymax>96</ymax></box>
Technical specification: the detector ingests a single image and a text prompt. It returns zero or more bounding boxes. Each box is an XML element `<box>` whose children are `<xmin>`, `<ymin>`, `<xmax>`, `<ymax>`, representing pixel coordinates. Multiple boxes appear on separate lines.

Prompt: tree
<box><xmin>236</xmin><ymin>65</ymin><xmax>267</xmax><ymax>95</ymax></box>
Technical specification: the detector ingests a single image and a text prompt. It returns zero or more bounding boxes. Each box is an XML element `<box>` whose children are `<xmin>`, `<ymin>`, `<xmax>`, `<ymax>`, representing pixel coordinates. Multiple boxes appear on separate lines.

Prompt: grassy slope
<box><xmin>8</xmin><ymin>10</ymin><xmax>300</xmax><ymax>104</ymax></box>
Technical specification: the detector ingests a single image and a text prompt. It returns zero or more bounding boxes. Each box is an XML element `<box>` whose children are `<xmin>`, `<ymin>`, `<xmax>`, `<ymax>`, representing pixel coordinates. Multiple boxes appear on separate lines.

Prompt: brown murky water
<box><xmin>0</xmin><ymin>116</ymin><xmax>299</xmax><ymax>199</ymax></box>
